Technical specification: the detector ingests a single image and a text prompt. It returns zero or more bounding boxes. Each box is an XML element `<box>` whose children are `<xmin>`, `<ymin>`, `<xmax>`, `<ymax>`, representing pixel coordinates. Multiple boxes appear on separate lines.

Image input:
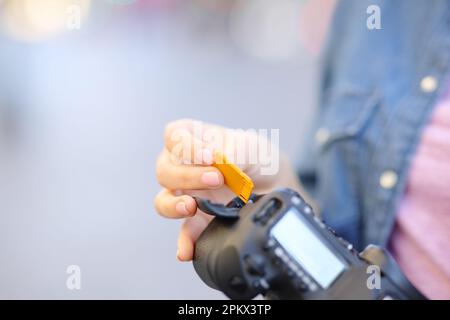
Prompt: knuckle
<box><xmin>164</xmin><ymin>120</ymin><xmax>179</xmax><ymax>138</ymax></box>
<box><xmin>164</xmin><ymin>118</ymin><xmax>193</xmax><ymax>145</ymax></box>
<box><xmin>164</xmin><ymin>123</ymin><xmax>176</xmax><ymax>147</ymax></box>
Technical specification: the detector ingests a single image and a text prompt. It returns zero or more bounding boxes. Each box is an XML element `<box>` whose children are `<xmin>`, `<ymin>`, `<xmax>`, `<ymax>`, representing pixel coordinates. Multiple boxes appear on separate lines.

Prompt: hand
<box><xmin>154</xmin><ymin>119</ymin><xmax>302</xmax><ymax>261</ymax></box>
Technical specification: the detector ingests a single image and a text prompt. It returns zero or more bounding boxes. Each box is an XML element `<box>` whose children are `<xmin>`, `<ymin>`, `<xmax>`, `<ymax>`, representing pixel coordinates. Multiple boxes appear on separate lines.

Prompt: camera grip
<box><xmin>193</xmin><ymin>217</ymin><xmax>234</xmax><ymax>290</ymax></box>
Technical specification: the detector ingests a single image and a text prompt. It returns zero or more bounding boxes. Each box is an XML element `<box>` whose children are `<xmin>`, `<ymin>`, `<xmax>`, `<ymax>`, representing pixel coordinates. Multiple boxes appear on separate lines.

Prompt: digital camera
<box><xmin>193</xmin><ymin>188</ymin><xmax>425</xmax><ymax>300</ymax></box>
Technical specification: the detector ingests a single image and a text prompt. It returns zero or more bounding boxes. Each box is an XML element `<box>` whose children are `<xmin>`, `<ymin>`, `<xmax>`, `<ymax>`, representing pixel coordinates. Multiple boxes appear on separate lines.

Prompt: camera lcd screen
<box><xmin>270</xmin><ymin>208</ymin><xmax>346</xmax><ymax>289</ymax></box>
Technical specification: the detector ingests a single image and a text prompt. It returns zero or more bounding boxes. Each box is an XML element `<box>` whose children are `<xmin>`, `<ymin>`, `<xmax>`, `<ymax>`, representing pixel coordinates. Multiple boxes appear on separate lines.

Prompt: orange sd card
<box><xmin>212</xmin><ymin>151</ymin><xmax>254</xmax><ymax>203</ymax></box>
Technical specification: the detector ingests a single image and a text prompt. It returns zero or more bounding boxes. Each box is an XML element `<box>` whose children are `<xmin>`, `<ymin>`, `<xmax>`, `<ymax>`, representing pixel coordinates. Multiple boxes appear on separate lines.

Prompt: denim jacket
<box><xmin>302</xmin><ymin>0</ymin><xmax>450</xmax><ymax>250</ymax></box>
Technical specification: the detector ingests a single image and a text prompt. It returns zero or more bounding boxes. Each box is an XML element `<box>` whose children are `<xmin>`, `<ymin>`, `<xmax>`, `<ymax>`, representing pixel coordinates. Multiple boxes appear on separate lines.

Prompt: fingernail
<box><xmin>201</xmin><ymin>172</ymin><xmax>221</xmax><ymax>187</ymax></box>
<box><xmin>176</xmin><ymin>201</ymin><xmax>190</xmax><ymax>216</ymax></box>
<box><xmin>176</xmin><ymin>249</ymin><xmax>183</xmax><ymax>261</ymax></box>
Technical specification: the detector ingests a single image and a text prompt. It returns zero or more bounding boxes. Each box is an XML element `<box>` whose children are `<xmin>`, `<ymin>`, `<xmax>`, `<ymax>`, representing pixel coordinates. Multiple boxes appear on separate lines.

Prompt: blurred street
<box><xmin>0</xmin><ymin>0</ymin><xmax>328</xmax><ymax>298</ymax></box>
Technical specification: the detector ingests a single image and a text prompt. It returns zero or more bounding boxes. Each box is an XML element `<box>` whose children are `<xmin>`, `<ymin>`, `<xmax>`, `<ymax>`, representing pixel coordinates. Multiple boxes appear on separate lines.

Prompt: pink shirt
<box><xmin>390</xmin><ymin>87</ymin><xmax>450</xmax><ymax>299</ymax></box>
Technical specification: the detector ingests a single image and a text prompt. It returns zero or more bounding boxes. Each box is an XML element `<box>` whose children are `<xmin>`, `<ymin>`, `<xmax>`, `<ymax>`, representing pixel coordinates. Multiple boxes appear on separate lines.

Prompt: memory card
<box><xmin>212</xmin><ymin>151</ymin><xmax>254</xmax><ymax>203</ymax></box>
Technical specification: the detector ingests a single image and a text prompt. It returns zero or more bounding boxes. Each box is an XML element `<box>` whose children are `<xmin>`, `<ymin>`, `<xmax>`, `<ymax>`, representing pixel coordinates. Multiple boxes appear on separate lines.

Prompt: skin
<box><xmin>154</xmin><ymin>119</ymin><xmax>310</xmax><ymax>261</ymax></box>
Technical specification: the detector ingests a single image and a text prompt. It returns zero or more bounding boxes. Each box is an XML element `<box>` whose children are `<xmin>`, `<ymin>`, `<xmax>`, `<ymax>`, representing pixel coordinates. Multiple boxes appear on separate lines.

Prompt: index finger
<box><xmin>164</xmin><ymin>119</ymin><xmax>225</xmax><ymax>165</ymax></box>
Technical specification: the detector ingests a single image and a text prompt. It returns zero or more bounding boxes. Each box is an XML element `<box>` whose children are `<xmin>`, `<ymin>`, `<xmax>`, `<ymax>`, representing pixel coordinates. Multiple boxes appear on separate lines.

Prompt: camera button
<box><xmin>252</xmin><ymin>279</ymin><xmax>269</xmax><ymax>292</ymax></box>
<box><xmin>291</xmin><ymin>196</ymin><xmax>303</xmax><ymax>206</ymax></box>
<box><xmin>263</xmin><ymin>239</ymin><xmax>276</xmax><ymax>251</ymax></box>
<box><xmin>303</xmin><ymin>205</ymin><xmax>313</xmax><ymax>215</ymax></box>
<box><xmin>309</xmin><ymin>283</ymin><xmax>318</xmax><ymax>292</ymax></box>
<box><xmin>313</xmin><ymin>216</ymin><xmax>326</xmax><ymax>228</ymax></box>
<box><xmin>229</xmin><ymin>276</ymin><xmax>247</xmax><ymax>292</ymax></box>
<box><xmin>286</xmin><ymin>269</ymin><xmax>295</xmax><ymax>278</ymax></box>
<box><xmin>274</xmin><ymin>247</ymin><xmax>284</xmax><ymax>257</ymax></box>
<box><xmin>294</xmin><ymin>280</ymin><xmax>308</xmax><ymax>292</ymax></box>
<box><xmin>244</xmin><ymin>254</ymin><xmax>266</xmax><ymax>276</ymax></box>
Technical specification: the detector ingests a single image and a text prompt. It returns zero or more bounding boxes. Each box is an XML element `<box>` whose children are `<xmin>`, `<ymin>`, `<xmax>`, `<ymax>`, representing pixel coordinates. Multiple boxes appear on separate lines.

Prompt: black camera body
<box><xmin>193</xmin><ymin>188</ymin><xmax>425</xmax><ymax>300</ymax></box>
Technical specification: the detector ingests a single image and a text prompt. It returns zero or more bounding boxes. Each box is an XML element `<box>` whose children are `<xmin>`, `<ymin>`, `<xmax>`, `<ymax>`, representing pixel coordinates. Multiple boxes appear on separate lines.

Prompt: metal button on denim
<box><xmin>315</xmin><ymin>127</ymin><xmax>330</xmax><ymax>146</ymax></box>
<box><xmin>379</xmin><ymin>170</ymin><xmax>398</xmax><ymax>189</ymax></box>
<box><xmin>420</xmin><ymin>76</ymin><xmax>438</xmax><ymax>93</ymax></box>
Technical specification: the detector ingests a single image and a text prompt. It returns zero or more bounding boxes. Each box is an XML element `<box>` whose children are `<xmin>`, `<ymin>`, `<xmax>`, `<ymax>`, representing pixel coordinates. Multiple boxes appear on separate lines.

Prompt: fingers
<box><xmin>156</xmin><ymin>150</ymin><xmax>224</xmax><ymax>190</ymax></box>
<box><xmin>157</xmin><ymin>118</ymin><xmax>265</xmax><ymax>263</ymax></box>
<box><xmin>164</xmin><ymin>119</ymin><xmax>225</xmax><ymax>165</ymax></box>
<box><xmin>176</xmin><ymin>213</ymin><xmax>212</xmax><ymax>261</ymax></box>
<box><xmin>154</xmin><ymin>189</ymin><xmax>197</xmax><ymax>219</ymax></box>
<box><xmin>164</xmin><ymin>119</ymin><xmax>263</xmax><ymax>173</ymax></box>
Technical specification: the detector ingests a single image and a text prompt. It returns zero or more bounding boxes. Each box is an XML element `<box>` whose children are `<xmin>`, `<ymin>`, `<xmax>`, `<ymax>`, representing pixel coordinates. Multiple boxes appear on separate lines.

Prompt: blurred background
<box><xmin>0</xmin><ymin>0</ymin><xmax>335</xmax><ymax>299</ymax></box>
